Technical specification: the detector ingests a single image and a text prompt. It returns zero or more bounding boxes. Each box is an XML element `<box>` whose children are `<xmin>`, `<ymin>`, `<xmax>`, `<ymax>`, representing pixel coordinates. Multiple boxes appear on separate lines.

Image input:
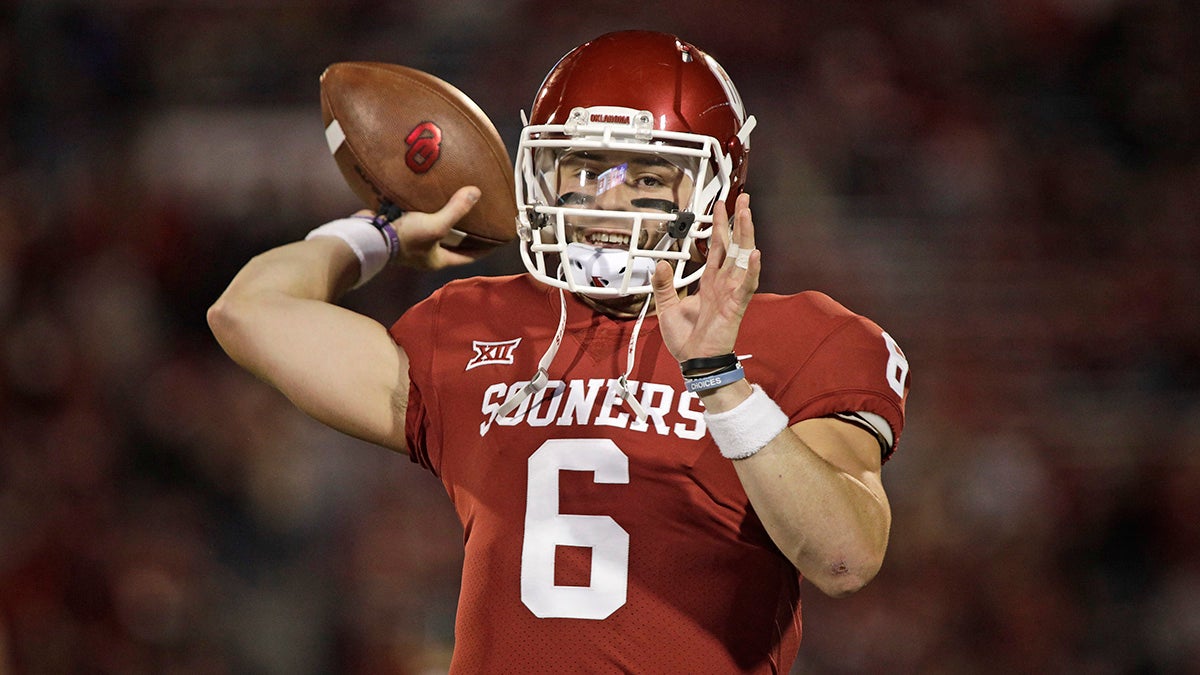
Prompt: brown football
<box><xmin>319</xmin><ymin>61</ymin><xmax>517</xmax><ymax>251</ymax></box>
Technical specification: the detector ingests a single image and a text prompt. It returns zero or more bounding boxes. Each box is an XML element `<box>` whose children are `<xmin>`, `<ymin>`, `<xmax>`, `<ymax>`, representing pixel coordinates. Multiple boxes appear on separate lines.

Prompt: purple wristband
<box><xmin>352</xmin><ymin>214</ymin><xmax>401</xmax><ymax>260</ymax></box>
<box><xmin>376</xmin><ymin>220</ymin><xmax>400</xmax><ymax>260</ymax></box>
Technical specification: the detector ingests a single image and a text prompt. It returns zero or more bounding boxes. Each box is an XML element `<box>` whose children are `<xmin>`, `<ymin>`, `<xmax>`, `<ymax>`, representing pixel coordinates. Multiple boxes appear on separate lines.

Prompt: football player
<box><xmin>209</xmin><ymin>30</ymin><xmax>910</xmax><ymax>673</ymax></box>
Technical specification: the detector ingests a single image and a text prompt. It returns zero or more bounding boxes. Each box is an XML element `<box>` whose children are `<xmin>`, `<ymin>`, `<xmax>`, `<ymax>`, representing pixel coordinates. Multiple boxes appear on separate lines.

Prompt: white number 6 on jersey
<box><xmin>521</xmin><ymin>439</ymin><xmax>630</xmax><ymax>620</ymax></box>
<box><xmin>882</xmin><ymin>331</ymin><xmax>909</xmax><ymax>398</ymax></box>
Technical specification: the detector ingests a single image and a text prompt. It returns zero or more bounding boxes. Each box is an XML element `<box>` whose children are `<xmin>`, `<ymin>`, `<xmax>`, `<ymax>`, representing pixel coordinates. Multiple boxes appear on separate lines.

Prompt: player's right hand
<box><xmin>371</xmin><ymin>185</ymin><xmax>487</xmax><ymax>270</ymax></box>
<box><xmin>651</xmin><ymin>192</ymin><xmax>760</xmax><ymax>364</ymax></box>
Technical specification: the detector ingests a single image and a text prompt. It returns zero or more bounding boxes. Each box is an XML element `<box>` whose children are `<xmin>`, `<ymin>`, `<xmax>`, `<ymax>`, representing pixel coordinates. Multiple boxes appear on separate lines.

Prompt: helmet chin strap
<box><xmin>564</xmin><ymin>243</ymin><xmax>656</xmax><ymax>290</ymax></box>
<box><xmin>613</xmin><ymin>296</ymin><xmax>652</xmax><ymax>423</ymax></box>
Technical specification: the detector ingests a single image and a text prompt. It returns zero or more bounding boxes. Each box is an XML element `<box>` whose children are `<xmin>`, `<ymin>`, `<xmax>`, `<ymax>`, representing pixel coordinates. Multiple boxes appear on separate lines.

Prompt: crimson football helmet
<box><xmin>515</xmin><ymin>31</ymin><xmax>757</xmax><ymax>297</ymax></box>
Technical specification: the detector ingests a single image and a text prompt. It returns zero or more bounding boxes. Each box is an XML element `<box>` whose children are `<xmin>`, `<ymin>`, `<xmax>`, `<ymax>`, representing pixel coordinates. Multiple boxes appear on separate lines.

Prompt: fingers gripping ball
<box><xmin>319</xmin><ymin>62</ymin><xmax>518</xmax><ymax>252</ymax></box>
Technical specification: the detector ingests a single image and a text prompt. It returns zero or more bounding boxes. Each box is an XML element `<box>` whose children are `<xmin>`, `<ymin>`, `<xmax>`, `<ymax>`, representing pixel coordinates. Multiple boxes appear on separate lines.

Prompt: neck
<box><xmin>578</xmin><ymin>293</ymin><xmax>653</xmax><ymax>319</ymax></box>
<box><xmin>576</xmin><ymin>286</ymin><xmax>690</xmax><ymax>319</ymax></box>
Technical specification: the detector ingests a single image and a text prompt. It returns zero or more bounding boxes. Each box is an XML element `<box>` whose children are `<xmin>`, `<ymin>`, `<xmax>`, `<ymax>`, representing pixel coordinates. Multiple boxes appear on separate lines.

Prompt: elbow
<box><xmin>206</xmin><ymin>293</ymin><xmax>250</xmax><ymax>357</ymax></box>
<box><xmin>801</xmin><ymin>497</ymin><xmax>892</xmax><ymax>598</ymax></box>
<box><xmin>773</xmin><ymin>519</ymin><xmax>890</xmax><ymax>597</ymax></box>
<box><xmin>206</xmin><ymin>295</ymin><xmax>235</xmax><ymax>344</ymax></box>
<box><xmin>794</xmin><ymin>540</ymin><xmax>886</xmax><ymax>598</ymax></box>
<box><xmin>807</xmin><ymin>557</ymin><xmax>882</xmax><ymax>598</ymax></box>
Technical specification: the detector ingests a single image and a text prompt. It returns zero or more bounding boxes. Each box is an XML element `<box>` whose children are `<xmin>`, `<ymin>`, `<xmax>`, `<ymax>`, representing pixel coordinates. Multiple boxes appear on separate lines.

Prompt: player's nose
<box><xmin>592</xmin><ymin>181</ymin><xmax>636</xmax><ymax>211</ymax></box>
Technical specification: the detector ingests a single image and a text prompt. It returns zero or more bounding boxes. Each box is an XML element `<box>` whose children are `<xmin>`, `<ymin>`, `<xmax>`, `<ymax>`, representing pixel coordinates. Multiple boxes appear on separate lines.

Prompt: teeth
<box><xmin>587</xmin><ymin>232</ymin><xmax>631</xmax><ymax>247</ymax></box>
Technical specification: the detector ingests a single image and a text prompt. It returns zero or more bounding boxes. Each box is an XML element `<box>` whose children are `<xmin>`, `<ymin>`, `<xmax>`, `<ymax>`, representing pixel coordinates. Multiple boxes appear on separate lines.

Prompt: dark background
<box><xmin>1</xmin><ymin>1</ymin><xmax>1197</xmax><ymax>673</ymax></box>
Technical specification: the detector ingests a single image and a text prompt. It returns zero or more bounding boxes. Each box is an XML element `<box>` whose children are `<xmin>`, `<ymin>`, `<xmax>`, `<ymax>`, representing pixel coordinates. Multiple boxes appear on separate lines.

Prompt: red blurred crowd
<box><xmin>1</xmin><ymin>1</ymin><xmax>1197</xmax><ymax>673</ymax></box>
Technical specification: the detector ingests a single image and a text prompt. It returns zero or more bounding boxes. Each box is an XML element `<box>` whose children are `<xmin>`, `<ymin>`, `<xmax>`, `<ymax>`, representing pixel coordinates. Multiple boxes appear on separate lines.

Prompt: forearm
<box><xmin>701</xmin><ymin>382</ymin><xmax>891</xmax><ymax>597</ymax></box>
<box><xmin>220</xmin><ymin>238</ymin><xmax>359</xmax><ymax>305</ymax></box>
<box><xmin>733</xmin><ymin>430</ymin><xmax>890</xmax><ymax>596</ymax></box>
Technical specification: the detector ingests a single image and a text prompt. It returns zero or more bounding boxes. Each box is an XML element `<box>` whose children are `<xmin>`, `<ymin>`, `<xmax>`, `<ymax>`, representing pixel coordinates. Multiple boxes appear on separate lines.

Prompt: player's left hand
<box><xmin>651</xmin><ymin>192</ymin><xmax>760</xmax><ymax>362</ymax></box>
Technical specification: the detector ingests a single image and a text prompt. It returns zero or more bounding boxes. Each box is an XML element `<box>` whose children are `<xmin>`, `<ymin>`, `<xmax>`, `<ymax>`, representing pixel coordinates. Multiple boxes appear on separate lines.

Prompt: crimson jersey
<box><xmin>391</xmin><ymin>273</ymin><xmax>909</xmax><ymax>674</ymax></box>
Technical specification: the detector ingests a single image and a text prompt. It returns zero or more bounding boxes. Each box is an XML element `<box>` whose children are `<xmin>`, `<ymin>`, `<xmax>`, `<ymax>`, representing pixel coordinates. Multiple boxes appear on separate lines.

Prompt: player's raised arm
<box><xmin>206</xmin><ymin>186</ymin><xmax>482</xmax><ymax>454</ymax></box>
<box><xmin>652</xmin><ymin>194</ymin><xmax>895</xmax><ymax>597</ymax></box>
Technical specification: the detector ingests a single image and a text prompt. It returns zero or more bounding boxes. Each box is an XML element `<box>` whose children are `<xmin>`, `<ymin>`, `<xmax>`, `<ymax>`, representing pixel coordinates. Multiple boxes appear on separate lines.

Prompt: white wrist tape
<box><xmin>305</xmin><ymin>217</ymin><xmax>390</xmax><ymax>288</ymax></box>
<box><xmin>703</xmin><ymin>384</ymin><xmax>790</xmax><ymax>460</ymax></box>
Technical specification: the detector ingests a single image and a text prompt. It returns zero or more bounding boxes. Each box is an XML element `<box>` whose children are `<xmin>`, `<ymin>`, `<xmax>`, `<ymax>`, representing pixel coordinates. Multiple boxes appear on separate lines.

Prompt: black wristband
<box><xmin>682</xmin><ymin>361</ymin><xmax>741</xmax><ymax>380</ymax></box>
<box><xmin>680</xmin><ymin>353</ymin><xmax>738</xmax><ymax>376</ymax></box>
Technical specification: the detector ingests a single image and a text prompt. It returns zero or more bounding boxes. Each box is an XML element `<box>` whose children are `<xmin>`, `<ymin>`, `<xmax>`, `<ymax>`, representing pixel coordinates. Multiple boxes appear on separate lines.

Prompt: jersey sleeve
<box><xmin>774</xmin><ymin>310</ymin><xmax>910</xmax><ymax>461</ymax></box>
<box><xmin>389</xmin><ymin>291</ymin><xmax>442</xmax><ymax>474</ymax></box>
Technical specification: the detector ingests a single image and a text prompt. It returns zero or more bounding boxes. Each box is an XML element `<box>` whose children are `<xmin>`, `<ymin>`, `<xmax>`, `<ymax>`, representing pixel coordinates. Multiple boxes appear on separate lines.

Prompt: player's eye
<box><xmin>569</xmin><ymin>168</ymin><xmax>601</xmax><ymax>186</ymax></box>
<box><xmin>633</xmin><ymin>175</ymin><xmax>666</xmax><ymax>189</ymax></box>
<box><xmin>557</xmin><ymin>191</ymin><xmax>594</xmax><ymax>206</ymax></box>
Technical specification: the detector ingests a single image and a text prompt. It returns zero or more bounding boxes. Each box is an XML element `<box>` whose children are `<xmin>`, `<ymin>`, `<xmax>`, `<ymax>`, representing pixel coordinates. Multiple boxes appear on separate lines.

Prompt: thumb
<box><xmin>651</xmin><ymin>261</ymin><xmax>679</xmax><ymax>311</ymax></box>
<box><xmin>412</xmin><ymin>184</ymin><xmax>477</xmax><ymax>229</ymax></box>
<box><xmin>439</xmin><ymin>185</ymin><xmax>481</xmax><ymax>222</ymax></box>
<box><xmin>402</xmin><ymin>186</ymin><xmax>481</xmax><ymax>242</ymax></box>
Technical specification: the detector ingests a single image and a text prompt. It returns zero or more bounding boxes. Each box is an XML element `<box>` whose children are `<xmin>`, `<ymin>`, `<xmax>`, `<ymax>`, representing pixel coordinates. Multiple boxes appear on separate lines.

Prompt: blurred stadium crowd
<box><xmin>1</xmin><ymin>1</ymin><xmax>1197</xmax><ymax>673</ymax></box>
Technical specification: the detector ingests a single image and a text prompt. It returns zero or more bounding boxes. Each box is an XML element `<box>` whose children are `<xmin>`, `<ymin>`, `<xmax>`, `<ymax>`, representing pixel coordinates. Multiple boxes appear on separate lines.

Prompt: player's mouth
<box><xmin>573</xmin><ymin>229</ymin><xmax>649</xmax><ymax>249</ymax></box>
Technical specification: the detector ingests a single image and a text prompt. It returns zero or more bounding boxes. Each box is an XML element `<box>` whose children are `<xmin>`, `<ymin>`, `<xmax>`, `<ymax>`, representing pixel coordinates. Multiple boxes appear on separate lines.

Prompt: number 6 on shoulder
<box><xmin>882</xmin><ymin>331</ymin><xmax>909</xmax><ymax>399</ymax></box>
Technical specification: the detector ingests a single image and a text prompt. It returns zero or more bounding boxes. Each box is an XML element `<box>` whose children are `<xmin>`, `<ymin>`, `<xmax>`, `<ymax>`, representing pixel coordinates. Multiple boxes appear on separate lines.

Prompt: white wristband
<box><xmin>703</xmin><ymin>384</ymin><xmax>790</xmax><ymax>460</ymax></box>
<box><xmin>305</xmin><ymin>217</ymin><xmax>390</xmax><ymax>288</ymax></box>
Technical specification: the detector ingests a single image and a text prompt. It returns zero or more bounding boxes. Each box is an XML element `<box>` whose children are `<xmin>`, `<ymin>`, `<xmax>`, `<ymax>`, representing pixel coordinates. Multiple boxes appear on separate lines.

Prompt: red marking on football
<box><xmin>320</xmin><ymin>62</ymin><xmax>517</xmax><ymax>251</ymax></box>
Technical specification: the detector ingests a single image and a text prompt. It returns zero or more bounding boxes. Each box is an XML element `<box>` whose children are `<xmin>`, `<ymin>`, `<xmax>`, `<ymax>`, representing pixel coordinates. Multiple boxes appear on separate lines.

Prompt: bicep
<box><xmin>790</xmin><ymin>416</ymin><xmax>888</xmax><ymax>507</ymax></box>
